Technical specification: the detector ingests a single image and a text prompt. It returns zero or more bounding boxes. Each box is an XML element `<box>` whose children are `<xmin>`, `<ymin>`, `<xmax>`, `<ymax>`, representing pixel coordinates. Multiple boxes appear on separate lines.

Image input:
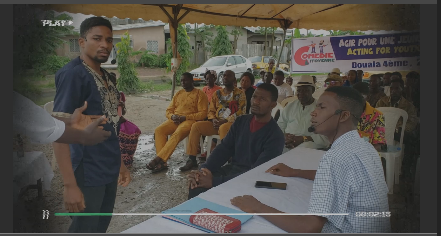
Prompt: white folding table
<box><xmin>122</xmin><ymin>147</ymin><xmax>325</xmax><ymax>233</ymax></box>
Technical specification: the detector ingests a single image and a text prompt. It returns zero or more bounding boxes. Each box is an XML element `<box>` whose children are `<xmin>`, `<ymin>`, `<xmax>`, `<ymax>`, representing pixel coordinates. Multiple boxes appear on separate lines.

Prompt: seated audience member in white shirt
<box><xmin>13</xmin><ymin>91</ymin><xmax>110</xmax><ymax>145</ymax></box>
<box><xmin>273</xmin><ymin>70</ymin><xmax>294</xmax><ymax>103</ymax></box>
<box><xmin>277</xmin><ymin>75</ymin><xmax>330</xmax><ymax>151</ymax></box>
<box><xmin>230</xmin><ymin>86</ymin><xmax>390</xmax><ymax>233</ymax></box>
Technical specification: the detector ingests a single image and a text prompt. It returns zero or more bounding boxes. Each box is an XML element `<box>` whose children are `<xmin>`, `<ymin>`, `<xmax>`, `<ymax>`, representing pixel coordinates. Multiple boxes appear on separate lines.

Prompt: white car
<box><xmin>190</xmin><ymin>55</ymin><xmax>253</xmax><ymax>86</ymax></box>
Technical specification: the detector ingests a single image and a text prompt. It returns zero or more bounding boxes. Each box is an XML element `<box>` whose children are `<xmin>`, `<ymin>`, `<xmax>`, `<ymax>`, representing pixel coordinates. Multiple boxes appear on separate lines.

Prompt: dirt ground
<box><xmin>13</xmin><ymin>75</ymin><xmax>419</xmax><ymax>233</ymax></box>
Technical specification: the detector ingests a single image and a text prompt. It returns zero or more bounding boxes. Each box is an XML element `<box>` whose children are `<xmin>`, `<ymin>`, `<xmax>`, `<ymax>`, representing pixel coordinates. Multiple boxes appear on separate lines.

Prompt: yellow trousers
<box><xmin>155</xmin><ymin>119</ymin><xmax>196</xmax><ymax>162</ymax></box>
<box><xmin>186</xmin><ymin>121</ymin><xmax>232</xmax><ymax>156</ymax></box>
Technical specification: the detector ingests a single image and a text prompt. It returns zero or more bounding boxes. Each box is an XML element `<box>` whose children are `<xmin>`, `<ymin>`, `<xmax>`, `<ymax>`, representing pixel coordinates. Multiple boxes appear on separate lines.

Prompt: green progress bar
<box><xmin>55</xmin><ymin>213</ymin><xmax>112</xmax><ymax>216</ymax></box>
<box><xmin>55</xmin><ymin>213</ymin><xmax>350</xmax><ymax>216</ymax></box>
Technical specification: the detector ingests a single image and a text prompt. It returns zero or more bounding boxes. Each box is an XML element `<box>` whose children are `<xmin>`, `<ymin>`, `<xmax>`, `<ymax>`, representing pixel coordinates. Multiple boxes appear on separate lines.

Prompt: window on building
<box><xmin>147</xmin><ymin>40</ymin><xmax>159</xmax><ymax>53</ymax></box>
<box><xmin>69</xmin><ymin>39</ymin><xmax>80</xmax><ymax>52</ymax></box>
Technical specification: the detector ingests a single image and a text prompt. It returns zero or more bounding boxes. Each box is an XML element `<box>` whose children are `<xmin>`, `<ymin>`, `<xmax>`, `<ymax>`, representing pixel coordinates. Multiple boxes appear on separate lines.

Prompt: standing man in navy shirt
<box><xmin>52</xmin><ymin>17</ymin><xmax>131</xmax><ymax>233</ymax></box>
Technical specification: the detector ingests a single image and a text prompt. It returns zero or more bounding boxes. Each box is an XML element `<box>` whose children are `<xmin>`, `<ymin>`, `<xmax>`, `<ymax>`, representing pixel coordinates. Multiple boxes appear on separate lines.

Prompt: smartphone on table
<box><xmin>255</xmin><ymin>181</ymin><xmax>287</xmax><ymax>190</ymax></box>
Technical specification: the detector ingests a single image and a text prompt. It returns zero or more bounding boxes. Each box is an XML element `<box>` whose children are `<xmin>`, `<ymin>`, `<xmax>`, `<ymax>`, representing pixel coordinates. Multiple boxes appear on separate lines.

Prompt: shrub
<box><xmin>138</xmin><ymin>51</ymin><xmax>158</xmax><ymax>68</ymax></box>
<box><xmin>116</xmin><ymin>32</ymin><xmax>141</xmax><ymax>94</ymax></box>
<box><xmin>34</xmin><ymin>55</ymin><xmax>71</xmax><ymax>75</ymax></box>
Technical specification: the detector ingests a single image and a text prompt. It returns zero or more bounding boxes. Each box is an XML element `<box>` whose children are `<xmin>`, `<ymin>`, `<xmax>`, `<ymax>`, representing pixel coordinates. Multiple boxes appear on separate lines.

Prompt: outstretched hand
<box><xmin>82</xmin><ymin>116</ymin><xmax>111</xmax><ymax>146</ymax></box>
<box><xmin>71</xmin><ymin>101</ymin><xmax>106</xmax><ymax>130</ymax></box>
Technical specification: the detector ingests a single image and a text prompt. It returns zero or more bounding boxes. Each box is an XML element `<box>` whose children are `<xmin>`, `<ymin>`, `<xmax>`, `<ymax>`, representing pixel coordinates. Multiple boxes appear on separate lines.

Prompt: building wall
<box><xmin>55</xmin><ymin>36</ymin><xmax>81</xmax><ymax>59</ymax></box>
<box><xmin>113</xmin><ymin>26</ymin><xmax>165</xmax><ymax>54</ymax></box>
<box><xmin>247</xmin><ymin>34</ymin><xmax>282</xmax><ymax>46</ymax></box>
<box><xmin>187</xmin><ymin>26</ymin><xmax>248</xmax><ymax>65</ymax></box>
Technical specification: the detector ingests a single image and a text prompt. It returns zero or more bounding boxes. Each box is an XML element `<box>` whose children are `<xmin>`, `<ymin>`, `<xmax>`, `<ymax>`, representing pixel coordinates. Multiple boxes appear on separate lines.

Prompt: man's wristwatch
<box><xmin>303</xmin><ymin>136</ymin><xmax>309</xmax><ymax>142</ymax></box>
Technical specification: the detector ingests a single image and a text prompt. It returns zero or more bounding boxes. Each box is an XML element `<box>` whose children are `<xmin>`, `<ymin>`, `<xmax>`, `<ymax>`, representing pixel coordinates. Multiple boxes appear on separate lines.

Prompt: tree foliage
<box><xmin>230</xmin><ymin>26</ymin><xmax>243</xmax><ymax>52</ymax></box>
<box><xmin>211</xmin><ymin>26</ymin><xmax>233</xmax><ymax>57</ymax></box>
<box><xmin>193</xmin><ymin>24</ymin><xmax>214</xmax><ymax>62</ymax></box>
<box><xmin>116</xmin><ymin>32</ymin><xmax>140</xmax><ymax>94</ymax></box>
<box><xmin>165</xmin><ymin>24</ymin><xmax>193</xmax><ymax>84</ymax></box>
<box><xmin>329</xmin><ymin>30</ymin><xmax>366</xmax><ymax>36</ymax></box>
<box><xmin>13</xmin><ymin>5</ymin><xmax>77</xmax><ymax>77</ymax></box>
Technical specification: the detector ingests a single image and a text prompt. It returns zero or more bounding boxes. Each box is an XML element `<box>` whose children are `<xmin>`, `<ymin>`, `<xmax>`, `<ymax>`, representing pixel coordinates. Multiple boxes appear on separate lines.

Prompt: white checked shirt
<box><xmin>308</xmin><ymin>130</ymin><xmax>391</xmax><ymax>233</ymax></box>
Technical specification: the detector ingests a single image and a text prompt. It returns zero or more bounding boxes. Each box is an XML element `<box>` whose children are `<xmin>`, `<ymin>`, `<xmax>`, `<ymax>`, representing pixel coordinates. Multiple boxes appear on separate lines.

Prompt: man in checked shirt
<box><xmin>231</xmin><ymin>86</ymin><xmax>390</xmax><ymax>233</ymax></box>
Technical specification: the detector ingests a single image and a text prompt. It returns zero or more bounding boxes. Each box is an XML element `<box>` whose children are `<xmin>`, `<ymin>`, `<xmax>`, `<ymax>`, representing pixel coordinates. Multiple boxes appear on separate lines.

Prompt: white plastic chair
<box><xmin>203</xmin><ymin>135</ymin><xmax>221</xmax><ymax>158</ymax></box>
<box><xmin>280</xmin><ymin>96</ymin><xmax>297</xmax><ymax>108</ymax></box>
<box><xmin>376</xmin><ymin>107</ymin><xmax>408</xmax><ymax>194</ymax></box>
<box><xmin>271</xmin><ymin>102</ymin><xmax>283</xmax><ymax>118</ymax></box>
<box><xmin>43</xmin><ymin>101</ymin><xmax>54</xmax><ymax>114</ymax></box>
<box><xmin>43</xmin><ymin>101</ymin><xmax>58</xmax><ymax>170</ymax></box>
<box><xmin>167</xmin><ymin>135</ymin><xmax>189</xmax><ymax>150</ymax></box>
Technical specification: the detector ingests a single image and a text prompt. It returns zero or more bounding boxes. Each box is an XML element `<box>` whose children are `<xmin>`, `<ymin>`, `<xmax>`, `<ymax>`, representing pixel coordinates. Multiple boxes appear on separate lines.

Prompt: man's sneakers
<box><xmin>179</xmin><ymin>159</ymin><xmax>198</xmax><ymax>171</ymax></box>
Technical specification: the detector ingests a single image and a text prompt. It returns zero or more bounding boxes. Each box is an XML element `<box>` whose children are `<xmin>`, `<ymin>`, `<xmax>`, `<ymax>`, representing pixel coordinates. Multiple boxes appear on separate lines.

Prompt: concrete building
<box><xmin>56</xmin><ymin>18</ymin><xmax>166</xmax><ymax>68</ymax></box>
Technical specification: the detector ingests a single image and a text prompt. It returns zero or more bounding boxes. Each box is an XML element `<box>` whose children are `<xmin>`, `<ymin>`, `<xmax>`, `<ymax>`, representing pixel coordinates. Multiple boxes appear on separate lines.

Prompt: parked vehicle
<box><xmin>248</xmin><ymin>56</ymin><xmax>290</xmax><ymax>75</ymax></box>
<box><xmin>190</xmin><ymin>55</ymin><xmax>252</xmax><ymax>85</ymax></box>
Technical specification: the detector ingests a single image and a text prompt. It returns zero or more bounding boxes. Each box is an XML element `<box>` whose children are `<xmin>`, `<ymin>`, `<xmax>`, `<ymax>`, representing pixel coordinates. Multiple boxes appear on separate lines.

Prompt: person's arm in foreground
<box><xmin>266</xmin><ymin>163</ymin><xmax>317</xmax><ymax>180</ymax></box>
<box><xmin>230</xmin><ymin>195</ymin><xmax>327</xmax><ymax>233</ymax></box>
<box><xmin>13</xmin><ymin>92</ymin><xmax>109</xmax><ymax>145</ymax></box>
<box><xmin>53</xmin><ymin>101</ymin><xmax>110</xmax><ymax>145</ymax></box>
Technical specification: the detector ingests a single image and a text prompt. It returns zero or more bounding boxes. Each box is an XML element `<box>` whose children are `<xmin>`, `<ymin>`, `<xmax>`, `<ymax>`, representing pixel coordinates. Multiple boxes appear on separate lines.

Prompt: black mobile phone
<box><xmin>255</xmin><ymin>181</ymin><xmax>287</xmax><ymax>190</ymax></box>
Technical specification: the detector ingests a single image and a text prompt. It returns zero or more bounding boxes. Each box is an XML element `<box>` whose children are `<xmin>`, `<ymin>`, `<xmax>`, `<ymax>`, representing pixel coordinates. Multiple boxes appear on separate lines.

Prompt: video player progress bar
<box><xmin>55</xmin><ymin>213</ymin><xmax>349</xmax><ymax>216</ymax></box>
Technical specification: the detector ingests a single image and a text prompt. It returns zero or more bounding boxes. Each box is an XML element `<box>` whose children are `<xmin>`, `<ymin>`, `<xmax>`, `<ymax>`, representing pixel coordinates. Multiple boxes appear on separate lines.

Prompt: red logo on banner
<box><xmin>294</xmin><ymin>46</ymin><xmax>310</xmax><ymax>66</ymax></box>
<box><xmin>294</xmin><ymin>46</ymin><xmax>335</xmax><ymax>66</ymax></box>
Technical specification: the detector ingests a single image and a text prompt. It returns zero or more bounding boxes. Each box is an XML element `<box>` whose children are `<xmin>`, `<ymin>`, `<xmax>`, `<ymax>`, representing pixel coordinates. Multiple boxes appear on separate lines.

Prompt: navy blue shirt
<box><xmin>53</xmin><ymin>57</ymin><xmax>121</xmax><ymax>187</ymax></box>
<box><xmin>200</xmin><ymin>114</ymin><xmax>285</xmax><ymax>186</ymax></box>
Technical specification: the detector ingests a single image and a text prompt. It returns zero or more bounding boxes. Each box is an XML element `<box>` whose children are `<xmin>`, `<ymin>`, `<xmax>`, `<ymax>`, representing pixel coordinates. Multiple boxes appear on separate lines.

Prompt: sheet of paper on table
<box><xmin>122</xmin><ymin>147</ymin><xmax>326</xmax><ymax>233</ymax></box>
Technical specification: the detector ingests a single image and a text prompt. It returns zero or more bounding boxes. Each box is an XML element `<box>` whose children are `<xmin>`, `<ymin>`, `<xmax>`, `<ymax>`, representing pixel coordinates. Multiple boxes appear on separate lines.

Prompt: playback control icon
<box><xmin>42</xmin><ymin>210</ymin><xmax>50</xmax><ymax>219</ymax></box>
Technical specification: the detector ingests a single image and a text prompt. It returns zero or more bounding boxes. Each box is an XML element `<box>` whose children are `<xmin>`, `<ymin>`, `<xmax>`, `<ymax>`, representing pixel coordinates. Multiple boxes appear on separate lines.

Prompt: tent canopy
<box><xmin>39</xmin><ymin>4</ymin><xmax>419</xmax><ymax>97</ymax></box>
<box><xmin>42</xmin><ymin>4</ymin><xmax>419</xmax><ymax>31</ymax></box>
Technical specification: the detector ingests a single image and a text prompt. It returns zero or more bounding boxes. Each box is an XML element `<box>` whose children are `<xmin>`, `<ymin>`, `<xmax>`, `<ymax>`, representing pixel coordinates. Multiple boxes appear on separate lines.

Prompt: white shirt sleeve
<box><xmin>13</xmin><ymin>91</ymin><xmax>66</xmax><ymax>144</ymax></box>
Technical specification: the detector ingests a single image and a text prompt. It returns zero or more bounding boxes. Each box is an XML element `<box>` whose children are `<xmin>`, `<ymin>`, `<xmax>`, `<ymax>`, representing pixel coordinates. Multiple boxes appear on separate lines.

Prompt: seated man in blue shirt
<box><xmin>52</xmin><ymin>17</ymin><xmax>131</xmax><ymax>233</ymax></box>
<box><xmin>187</xmin><ymin>83</ymin><xmax>285</xmax><ymax>199</ymax></box>
<box><xmin>231</xmin><ymin>86</ymin><xmax>390</xmax><ymax>233</ymax></box>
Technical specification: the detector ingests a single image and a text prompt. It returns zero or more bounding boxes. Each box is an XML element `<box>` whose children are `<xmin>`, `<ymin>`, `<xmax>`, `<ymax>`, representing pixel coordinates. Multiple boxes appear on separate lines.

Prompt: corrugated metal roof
<box><xmin>164</xmin><ymin>23</ymin><xmax>292</xmax><ymax>34</ymax></box>
<box><xmin>112</xmin><ymin>20</ymin><xmax>166</xmax><ymax>31</ymax></box>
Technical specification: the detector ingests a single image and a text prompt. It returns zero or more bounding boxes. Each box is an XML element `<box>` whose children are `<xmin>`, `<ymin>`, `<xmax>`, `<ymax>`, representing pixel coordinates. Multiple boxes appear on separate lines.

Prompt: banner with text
<box><xmin>290</xmin><ymin>32</ymin><xmax>420</xmax><ymax>73</ymax></box>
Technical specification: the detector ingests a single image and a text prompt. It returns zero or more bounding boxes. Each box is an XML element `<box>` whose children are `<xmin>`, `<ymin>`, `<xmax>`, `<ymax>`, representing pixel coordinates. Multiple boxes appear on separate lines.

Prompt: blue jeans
<box><xmin>67</xmin><ymin>161</ymin><xmax>118</xmax><ymax>233</ymax></box>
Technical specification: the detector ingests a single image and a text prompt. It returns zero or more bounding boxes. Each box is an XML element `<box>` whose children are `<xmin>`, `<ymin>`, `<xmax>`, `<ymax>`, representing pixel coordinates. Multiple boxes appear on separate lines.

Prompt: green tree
<box><xmin>258</xmin><ymin>27</ymin><xmax>270</xmax><ymax>55</ymax></box>
<box><xmin>294</xmin><ymin>28</ymin><xmax>301</xmax><ymax>38</ymax></box>
<box><xmin>269</xmin><ymin>27</ymin><xmax>277</xmax><ymax>56</ymax></box>
<box><xmin>188</xmin><ymin>24</ymin><xmax>214</xmax><ymax>65</ymax></box>
<box><xmin>197</xmin><ymin>25</ymin><xmax>214</xmax><ymax>61</ymax></box>
<box><xmin>13</xmin><ymin>5</ymin><xmax>77</xmax><ymax>77</ymax></box>
<box><xmin>211</xmin><ymin>26</ymin><xmax>233</xmax><ymax>57</ymax></box>
<box><xmin>165</xmin><ymin>24</ymin><xmax>193</xmax><ymax>84</ymax></box>
<box><xmin>115</xmin><ymin>32</ymin><xmax>140</xmax><ymax>94</ymax></box>
<box><xmin>305</xmin><ymin>30</ymin><xmax>315</xmax><ymax>38</ymax></box>
<box><xmin>230</xmin><ymin>26</ymin><xmax>243</xmax><ymax>53</ymax></box>
<box><xmin>329</xmin><ymin>30</ymin><xmax>366</xmax><ymax>36</ymax></box>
